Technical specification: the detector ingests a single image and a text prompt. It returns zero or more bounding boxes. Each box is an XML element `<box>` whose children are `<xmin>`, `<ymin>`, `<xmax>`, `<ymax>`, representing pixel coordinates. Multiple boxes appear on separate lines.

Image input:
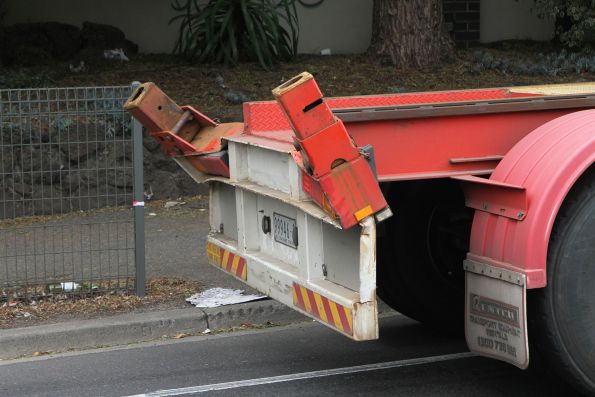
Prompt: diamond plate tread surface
<box><xmin>243</xmin><ymin>88</ymin><xmax>538</xmax><ymax>136</ymax></box>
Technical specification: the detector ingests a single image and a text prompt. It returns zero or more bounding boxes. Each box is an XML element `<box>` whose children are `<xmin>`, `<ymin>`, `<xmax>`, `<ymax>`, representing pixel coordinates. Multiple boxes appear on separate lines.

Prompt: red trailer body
<box><xmin>125</xmin><ymin>76</ymin><xmax>595</xmax><ymax>395</ymax></box>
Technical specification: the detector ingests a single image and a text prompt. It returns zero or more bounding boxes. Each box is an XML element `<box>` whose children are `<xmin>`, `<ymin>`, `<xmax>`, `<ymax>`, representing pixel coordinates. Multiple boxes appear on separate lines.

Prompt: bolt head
<box><xmin>517</xmin><ymin>211</ymin><xmax>524</xmax><ymax>219</ymax></box>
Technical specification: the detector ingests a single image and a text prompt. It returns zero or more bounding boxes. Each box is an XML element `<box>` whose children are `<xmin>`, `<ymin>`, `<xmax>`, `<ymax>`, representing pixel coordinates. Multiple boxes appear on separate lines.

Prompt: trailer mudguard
<box><xmin>467</xmin><ymin>109</ymin><xmax>595</xmax><ymax>289</ymax></box>
<box><xmin>462</xmin><ymin>109</ymin><xmax>595</xmax><ymax>369</ymax></box>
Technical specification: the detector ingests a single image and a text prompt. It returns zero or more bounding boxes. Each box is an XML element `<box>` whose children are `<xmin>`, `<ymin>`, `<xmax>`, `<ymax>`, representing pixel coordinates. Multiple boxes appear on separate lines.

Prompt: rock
<box><xmin>18</xmin><ymin>144</ymin><xmax>65</xmax><ymax>185</ymax></box>
<box><xmin>0</xmin><ymin>190</ymin><xmax>30</xmax><ymax>218</ymax></box>
<box><xmin>147</xmin><ymin>144</ymin><xmax>179</xmax><ymax>170</ymax></box>
<box><xmin>43</xmin><ymin>22</ymin><xmax>82</xmax><ymax>59</ymax></box>
<box><xmin>164</xmin><ymin>200</ymin><xmax>184</xmax><ymax>209</ymax></box>
<box><xmin>0</xmin><ymin>23</ymin><xmax>50</xmax><ymax>66</ymax></box>
<box><xmin>124</xmin><ymin>39</ymin><xmax>139</xmax><ymax>55</ymax></box>
<box><xmin>101</xmin><ymin>140</ymin><xmax>133</xmax><ymax>163</ymax></box>
<box><xmin>10</xmin><ymin>46</ymin><xmax>52</xmax><ymax>67</ymax></box>
<box><xmin>224</xmin><ymin>89</ymin><xmax>249</xmax><ymax>104</ymax></box>
<box><xmin>30</xmin><ymin>185</ymin><xmax>72</xmax><ymax>215</ymax></box>
<box><xmin>0</xmin><ymin>146</ymin><xmax>17</xmax><ymax>175</ymax></box>
<box><xmin>0</xmin><ymin>22</ymin><xmax>81</xmax><ymax>66</ymax></box>
<box><xmin>141</xmin><ymin>141</ymin><xmax>208</xmax><ymax>198</ymax></box>
<box><xmin>143</xmin><ymin>133</ymin><xmax>160</xmax><ymax>152</ymax></box>
<box><xmin>60</xmin><ymin>169</ymin><xmax>83</xmax><ymax>192</ymax></box>
<box><xmin>81</xmin><ymin>157</ymin><xmax>133</xmax><ymax>190</ymax></box>
<box><xmin>10</xmin><ymin>179</ymin><xmax>32</xmax><ymax>197</ymax></box>
<box><xmin>0</xmin><ymin>21</ymin><xmax>137</xmax><ymax>66</ymax></box>
<box><xmin>144</xmin><ymin>169</ymin><xmax>182</xmax><ymax>199</ymax></box>
<box><xmin>81</xmin><ymin>21</ymin><xmax>137</xmax><ymax>52</ymax></box>
<box><xmin>0</xmin><ymin>114</ymin><xmax>207</xmax><ymax>219</ymax></box>
<box><xmin>175</xmin><ymin>172</ymin><xmax>208</xmax><ymax>196</ymax></box>
<box><xmin>58</xmin><ymin>129</ymin><xmax>105</xmax><ymax>162</ymax></box>
<box><xmin>109</xmin><ymin>165</ymin><xmax>133</xmax><ymax>188</ymax></box>
<box><xmin>104</xmin><ymin>48</ymin><xmax>129</xmax><ymax>61</ymax></box>
<box><xmin>67</xmin><ymin>186</ymin><xmax>128</xmax><ymax>210</ymax></box>
<box><xmin>142</xmin><ymin>146</ymin><xmax>154</xmax><ymax>169</ymax></box>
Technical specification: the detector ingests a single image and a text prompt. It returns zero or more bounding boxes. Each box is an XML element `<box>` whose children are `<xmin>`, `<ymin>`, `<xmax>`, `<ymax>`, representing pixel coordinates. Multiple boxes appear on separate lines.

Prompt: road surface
<box><xmin>0</xmin><ymin>314</ymin><xmax>571</xmax><ymax>397</ymax></box>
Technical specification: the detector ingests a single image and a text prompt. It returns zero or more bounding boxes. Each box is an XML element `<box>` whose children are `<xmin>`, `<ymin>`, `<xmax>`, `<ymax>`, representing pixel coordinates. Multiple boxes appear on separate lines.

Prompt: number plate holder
<box><xmin>273</xmin><ymin>212</ymin><xmax>298</xmax><ymax>249</ymax></box>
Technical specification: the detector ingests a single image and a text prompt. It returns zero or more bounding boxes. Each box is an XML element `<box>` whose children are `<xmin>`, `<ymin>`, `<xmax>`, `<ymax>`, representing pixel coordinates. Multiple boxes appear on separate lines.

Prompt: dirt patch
<box><xmin>0</xmin><ymin>277</ymin><xmax>202</xmax><ymax>329</ymax></box>
<box><xmin>0</xmin><ymin>194</ymin><xmax>208</xmax><ymax>229</ymax></box>
<box><xmin>12</xmin><ymin>43</ymin><xmax>592</xmax><ymax>123</ymax></box>
<box><xmin>145</xmin><ymin>195</ymin><xmax>209</xmax><ymax>217</ymax></box>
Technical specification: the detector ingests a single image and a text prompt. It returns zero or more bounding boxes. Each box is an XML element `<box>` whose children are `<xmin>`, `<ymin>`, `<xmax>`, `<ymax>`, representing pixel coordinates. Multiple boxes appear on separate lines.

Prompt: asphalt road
<box><xmin>0</xmin><ymin>315</ymin><xmax>573</xmax><ymax>397</ymax></box>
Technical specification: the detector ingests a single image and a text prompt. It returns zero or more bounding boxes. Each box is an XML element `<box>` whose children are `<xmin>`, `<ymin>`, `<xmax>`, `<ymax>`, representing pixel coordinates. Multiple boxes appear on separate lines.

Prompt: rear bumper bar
<box><xmin>206</xmin><ymin>180</ymin><xmax>379</xmax><ymax>341</ymax></box>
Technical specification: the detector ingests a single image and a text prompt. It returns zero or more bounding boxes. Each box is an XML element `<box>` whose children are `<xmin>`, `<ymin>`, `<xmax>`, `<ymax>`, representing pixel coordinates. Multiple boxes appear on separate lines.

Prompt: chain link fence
<box><xmin>0</xmin><ymin>84</ymin><xmax>144</xmax><ymax>299</ymax></box>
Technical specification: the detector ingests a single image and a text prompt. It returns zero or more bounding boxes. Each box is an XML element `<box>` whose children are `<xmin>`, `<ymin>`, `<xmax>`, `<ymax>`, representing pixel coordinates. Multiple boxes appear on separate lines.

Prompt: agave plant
<box><xmin>170</xmin><ymin>0</ymin><xmax>299</xmax><ymax>69</ymax></box>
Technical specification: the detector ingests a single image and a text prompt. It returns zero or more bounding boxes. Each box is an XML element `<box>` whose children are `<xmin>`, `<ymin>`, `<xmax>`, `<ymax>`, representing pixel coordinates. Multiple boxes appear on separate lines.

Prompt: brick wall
<box><xmin>443</xmin><ymin>0</ymin><xmax>480</xmax><ymax>48</ymax></box>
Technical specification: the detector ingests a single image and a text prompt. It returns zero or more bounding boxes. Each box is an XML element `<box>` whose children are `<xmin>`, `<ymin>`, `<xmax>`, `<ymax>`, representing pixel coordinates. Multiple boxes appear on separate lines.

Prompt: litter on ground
<box><xmin>186</xmin><ymin>288</ymin><xmax>266</xmax><ymax>308</ymax></box>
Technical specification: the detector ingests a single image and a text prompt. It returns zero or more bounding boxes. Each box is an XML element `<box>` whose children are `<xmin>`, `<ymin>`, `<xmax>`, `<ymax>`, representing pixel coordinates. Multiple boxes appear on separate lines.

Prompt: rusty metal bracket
<box><xmin>124</xmin><ymin>82</ymin><xmax>243</xmax><ymax>178</ymax></box>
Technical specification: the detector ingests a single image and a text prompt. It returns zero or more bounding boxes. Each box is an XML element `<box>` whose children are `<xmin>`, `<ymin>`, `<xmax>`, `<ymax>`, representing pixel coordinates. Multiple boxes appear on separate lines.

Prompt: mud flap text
<box><xmin>465</xmin><ymin>269</ymin><xmax>529</xmax><ymax>369</ymax></box>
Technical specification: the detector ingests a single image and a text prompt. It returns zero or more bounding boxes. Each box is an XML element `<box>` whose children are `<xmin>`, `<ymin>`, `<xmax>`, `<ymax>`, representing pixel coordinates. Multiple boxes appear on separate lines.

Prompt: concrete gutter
<box><xmin>0</xmin><ymin>299</ymin><xmax>307</xmax><ymax>359</ymax></box>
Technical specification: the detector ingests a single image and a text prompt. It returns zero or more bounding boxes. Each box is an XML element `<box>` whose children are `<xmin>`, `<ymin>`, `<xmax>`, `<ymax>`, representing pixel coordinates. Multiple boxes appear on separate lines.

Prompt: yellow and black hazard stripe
<box><xmin>292</xmin><ymin>282</ymin><xmax>353</xmax><ymax>336</ymax></box>
<box><xmin>206</xmin><ymin>241</ymin><xmax>247</xmax><ymax>280</ymax></box>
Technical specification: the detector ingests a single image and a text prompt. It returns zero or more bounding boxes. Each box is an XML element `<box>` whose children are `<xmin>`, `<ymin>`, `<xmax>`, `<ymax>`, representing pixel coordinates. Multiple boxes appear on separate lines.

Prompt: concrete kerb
<box><xmin>0</xmin><ymin>299</ymin><xmax>308</xmax><ymax>360</ymax></box>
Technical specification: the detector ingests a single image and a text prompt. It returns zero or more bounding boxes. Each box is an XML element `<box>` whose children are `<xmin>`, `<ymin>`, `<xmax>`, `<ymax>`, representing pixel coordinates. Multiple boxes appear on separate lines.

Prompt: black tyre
<box><xmin>530</xmin><ymin>168</ymin><xmax>595</xmax><ymax>396</ymax></box>
<box><xmin>377</xmin><ymin>179</ymin><xmax>473</xmax><ymax>327</ymax></box>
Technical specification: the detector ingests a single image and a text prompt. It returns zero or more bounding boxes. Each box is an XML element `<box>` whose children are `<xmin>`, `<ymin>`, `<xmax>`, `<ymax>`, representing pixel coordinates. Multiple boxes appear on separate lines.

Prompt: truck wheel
<box><xmin>377</xmin><ymin>179</ymin><xmax>473</xmax><ymax>328</ymax></box>
<box><xmin>530</xmin><ymin>168</ymin><xmax>595</xmax><ymax>395</ymax></box>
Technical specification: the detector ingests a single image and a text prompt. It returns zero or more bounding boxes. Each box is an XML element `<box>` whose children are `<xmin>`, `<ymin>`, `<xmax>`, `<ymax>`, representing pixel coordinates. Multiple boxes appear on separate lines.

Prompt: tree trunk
<box><xmin>370</xmin><ymin>0</ymin><xmax>453</xmax><ymax>68</ymax></box>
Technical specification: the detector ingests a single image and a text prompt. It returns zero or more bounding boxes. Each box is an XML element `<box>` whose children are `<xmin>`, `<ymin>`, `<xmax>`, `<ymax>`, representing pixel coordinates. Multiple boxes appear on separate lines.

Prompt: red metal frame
<box><xmin>242</xmin><ymin>90</ymin><xmax>591</xmax><ymax>182</ymax></box>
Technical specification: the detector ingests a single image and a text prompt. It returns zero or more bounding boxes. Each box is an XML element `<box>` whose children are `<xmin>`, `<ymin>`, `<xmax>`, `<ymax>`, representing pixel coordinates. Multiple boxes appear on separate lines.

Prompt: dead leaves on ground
<box><xmin>0</xmin><ymin>277</ymin><xmax>202</xmax><ymax>329</ymax></box>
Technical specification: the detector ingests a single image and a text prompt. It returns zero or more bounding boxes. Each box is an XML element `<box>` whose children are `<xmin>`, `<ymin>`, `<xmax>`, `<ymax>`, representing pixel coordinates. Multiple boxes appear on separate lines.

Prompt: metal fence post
<box><xmin>131</xmin><ymin>81</ymin><xmax>146</xmax><ymax>297</ymax></box>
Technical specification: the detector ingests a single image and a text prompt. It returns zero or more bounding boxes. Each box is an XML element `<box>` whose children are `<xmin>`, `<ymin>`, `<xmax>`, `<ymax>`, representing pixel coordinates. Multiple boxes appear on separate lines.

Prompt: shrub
<box><xmin>0</xmin><ymin>68</ymin><xmax>53</xmax><ymax>89</ymax></box>
<box><xmin>170</xmin><ymin>0</ymin><xmax>299</xmax><ymax>69</ymax></box>
<box><xmin>470</xmin><ymin>49</ymin><xmax>595</xmax><ymax>76</ymax></box>
<box><xmin>534</xmin><ymin>0</ymin><xmax>595</xmax><ymax>48</ymax></box>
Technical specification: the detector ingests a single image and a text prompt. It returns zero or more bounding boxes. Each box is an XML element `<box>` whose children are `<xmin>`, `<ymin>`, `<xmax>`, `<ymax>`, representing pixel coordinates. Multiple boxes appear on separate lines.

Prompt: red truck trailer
<box><xmin>125</xmin><ymin>74</ymin><xmax>595</xmax><ymax>395</ymax></box>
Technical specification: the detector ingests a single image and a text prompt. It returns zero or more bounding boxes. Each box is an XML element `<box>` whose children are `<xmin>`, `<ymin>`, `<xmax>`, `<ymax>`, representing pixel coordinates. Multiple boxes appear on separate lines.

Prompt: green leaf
<box><xmin>170</xmin><ymin>0</ymin><xmax>299</xmax><ymax>69</ymax></box>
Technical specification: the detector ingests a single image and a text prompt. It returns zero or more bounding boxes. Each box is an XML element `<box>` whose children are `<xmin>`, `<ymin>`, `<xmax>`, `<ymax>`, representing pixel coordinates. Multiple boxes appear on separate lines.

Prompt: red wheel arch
<box><xmin>468</xmin><ymin>109</ymin><xmax>595</xmax><ymax>289</ymax></box>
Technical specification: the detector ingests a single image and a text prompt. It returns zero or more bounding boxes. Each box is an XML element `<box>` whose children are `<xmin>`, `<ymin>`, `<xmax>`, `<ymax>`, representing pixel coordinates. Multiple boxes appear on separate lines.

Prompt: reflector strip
<box><xmin>206</xmin><ymin>242</ymin><xmax>247</xmax><ymax>280</ymax></box>
<box><xmin>292</xmin><ymin>283</ymin><xmax>353</xmax><ymax>336</ymax></box>
<box><xmin>354</xmin><ymin>205</ymin><xmax>373</xmax><ymax>221</ymax></box>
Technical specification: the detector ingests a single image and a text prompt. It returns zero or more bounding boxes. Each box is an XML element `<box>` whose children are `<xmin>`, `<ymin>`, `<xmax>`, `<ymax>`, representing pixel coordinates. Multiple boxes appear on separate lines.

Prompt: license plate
<box><xmin>273</xmin><ymin>213</ymin><xmax>297</xmax><ymax>248</ymax></box>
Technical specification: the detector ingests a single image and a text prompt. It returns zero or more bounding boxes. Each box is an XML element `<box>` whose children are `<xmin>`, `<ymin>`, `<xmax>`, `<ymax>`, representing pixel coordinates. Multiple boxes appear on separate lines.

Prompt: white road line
<box><xmin>124</xmin><ymin>351</ymin><xmax>476</xmax><ymax>397</ymax></box>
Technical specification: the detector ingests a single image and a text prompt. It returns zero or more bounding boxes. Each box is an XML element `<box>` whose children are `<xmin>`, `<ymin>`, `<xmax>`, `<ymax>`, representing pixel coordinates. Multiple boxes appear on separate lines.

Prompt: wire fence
<box><xmin>0</xmin><ymin>85</ymin><xmax>144</xmax><ymax>299</ymax></box>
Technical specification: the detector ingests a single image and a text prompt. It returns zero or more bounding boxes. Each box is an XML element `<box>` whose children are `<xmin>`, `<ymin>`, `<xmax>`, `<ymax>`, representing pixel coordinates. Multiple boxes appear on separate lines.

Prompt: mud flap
<box><xmin>464</xmin><ymin>259</ymin><xmax>529</xmax><ymax>369</ymax></box>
